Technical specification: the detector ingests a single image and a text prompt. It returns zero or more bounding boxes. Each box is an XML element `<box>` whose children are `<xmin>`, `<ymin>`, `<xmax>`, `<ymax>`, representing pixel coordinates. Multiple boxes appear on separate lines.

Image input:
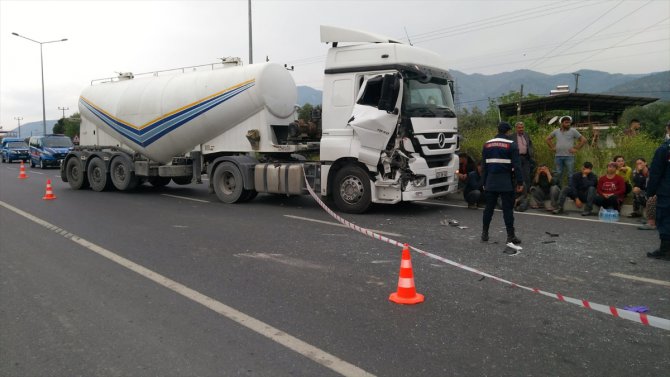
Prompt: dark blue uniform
<box><xmin>481</xmin><ymin>133</ymin><xmax>524</xmax><ymax>235</ymax></box>
<box><xmin>646</xmin><ymin>138</ymin><xmax>670</xmax><ymax>244</ymax></box>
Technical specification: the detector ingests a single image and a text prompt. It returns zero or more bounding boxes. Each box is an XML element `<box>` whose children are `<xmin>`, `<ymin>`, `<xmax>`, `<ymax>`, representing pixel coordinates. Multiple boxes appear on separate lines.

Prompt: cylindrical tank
<box><xmin>79</xmin><ymin>63</ymin><xmax>297</xmax><ymax>163</ymax></box>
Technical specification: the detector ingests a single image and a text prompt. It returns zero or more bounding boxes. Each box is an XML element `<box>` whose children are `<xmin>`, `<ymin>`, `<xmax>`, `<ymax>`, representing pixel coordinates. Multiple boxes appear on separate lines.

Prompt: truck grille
<box><xmin>413</xmin><ymin>132</ymin><xmax>457</xmax><ymax>168</ymax></box>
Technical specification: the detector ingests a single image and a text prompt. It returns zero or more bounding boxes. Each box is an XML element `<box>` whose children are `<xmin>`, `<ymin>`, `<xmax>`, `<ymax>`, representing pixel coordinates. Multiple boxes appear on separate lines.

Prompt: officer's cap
<box><xmin>497</xmin><ymin>122</ymin><xmax>512</xmax><ymax>133</ymax></box>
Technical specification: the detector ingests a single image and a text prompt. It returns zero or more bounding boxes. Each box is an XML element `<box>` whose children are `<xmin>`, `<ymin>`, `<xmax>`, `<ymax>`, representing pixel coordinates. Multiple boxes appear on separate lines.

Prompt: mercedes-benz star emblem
<box><xmin>437</xmin><ymin>133</ymin><xmax>447</xmax><ymax>148</ymax></box>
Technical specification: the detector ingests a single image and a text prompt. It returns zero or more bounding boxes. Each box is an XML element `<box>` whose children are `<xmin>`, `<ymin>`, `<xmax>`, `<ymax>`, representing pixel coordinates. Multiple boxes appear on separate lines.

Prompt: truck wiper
<box><xmin>436</xmin><ymin>106</ymin><xmax>456</xmax><ymax>117</ymax></box>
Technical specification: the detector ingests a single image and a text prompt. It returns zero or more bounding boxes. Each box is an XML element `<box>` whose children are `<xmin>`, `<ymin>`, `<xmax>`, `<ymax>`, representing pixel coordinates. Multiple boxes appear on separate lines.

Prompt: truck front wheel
<box><xmin>87</xmin><ymin>157</ymin><xmax>112</xmax><ymax>192</ymax></box>
<box><xmin>212</xmin><ymin>162</ymin><xmax>245</xmax><ymax>204</ymax></box>
<box><xmin>65</xmin><ymin>157</ymin><xmax>89</xmax><ymax>190</ymax></box>
<box><xmin>333</xmin><ymin>165</ymin><xmax>372</xmax><ymax>214</ymax></box>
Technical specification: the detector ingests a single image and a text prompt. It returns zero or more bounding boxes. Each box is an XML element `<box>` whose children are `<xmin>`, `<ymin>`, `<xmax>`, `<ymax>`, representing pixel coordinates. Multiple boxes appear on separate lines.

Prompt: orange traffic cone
<box><xmin>18</xmin><ymin>161</ymin><xmax>28</xmax><ymax>179</ymax></box>
<box><xmin>42</xmin><ymin>179</ymin><xmax>56</xmax><ymax>200</ymax></box>
<box><xmin>389</xmin><ymin>243</ymin><xmax>424</xmax><ymax>305</ymax></box>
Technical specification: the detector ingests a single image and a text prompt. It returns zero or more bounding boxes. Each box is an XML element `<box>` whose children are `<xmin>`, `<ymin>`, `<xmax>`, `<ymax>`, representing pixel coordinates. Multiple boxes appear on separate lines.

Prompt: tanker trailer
<box><xmin>62</xmin><ymin>25</ymin><xmax>460</xmax><ymax>213</ymax></box>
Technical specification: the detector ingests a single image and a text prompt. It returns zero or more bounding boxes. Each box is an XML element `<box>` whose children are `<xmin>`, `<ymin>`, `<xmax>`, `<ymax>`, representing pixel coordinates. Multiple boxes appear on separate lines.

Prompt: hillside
<box><xmin>604</xmin><ymin>71</ymin><xmax>670</xmax><ymax>101</ymax></box>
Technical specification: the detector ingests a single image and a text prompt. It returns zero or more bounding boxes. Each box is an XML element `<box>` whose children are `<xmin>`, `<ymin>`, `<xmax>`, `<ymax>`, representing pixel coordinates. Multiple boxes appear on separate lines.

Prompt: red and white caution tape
<box><xmin>304</xmin><ymin>176</ymin><xmax>670</xmax><ymax>331</ymax></box>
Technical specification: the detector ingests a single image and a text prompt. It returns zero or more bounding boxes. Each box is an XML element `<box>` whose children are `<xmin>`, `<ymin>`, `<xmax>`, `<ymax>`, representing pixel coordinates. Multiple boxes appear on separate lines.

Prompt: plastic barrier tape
<box><xmin>303</xmin><ymin>175</ymin><xmax>670</xmax><ymax>331</ymax></box>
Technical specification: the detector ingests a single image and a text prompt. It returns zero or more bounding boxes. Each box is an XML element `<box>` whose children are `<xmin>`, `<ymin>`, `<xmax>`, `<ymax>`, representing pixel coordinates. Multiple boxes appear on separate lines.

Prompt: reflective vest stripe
<box><xmin>485</xmin><ymin>158</ymin><xmax>512</xmax><ymax>164</ymax></box>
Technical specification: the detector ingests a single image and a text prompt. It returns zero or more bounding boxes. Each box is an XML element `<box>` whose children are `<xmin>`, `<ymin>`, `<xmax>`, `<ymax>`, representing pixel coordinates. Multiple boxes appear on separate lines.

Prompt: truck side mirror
<box><xmin>378</xmin><ymin>74</ymin><xmax>400</xmax><ymax>113</ymax></box>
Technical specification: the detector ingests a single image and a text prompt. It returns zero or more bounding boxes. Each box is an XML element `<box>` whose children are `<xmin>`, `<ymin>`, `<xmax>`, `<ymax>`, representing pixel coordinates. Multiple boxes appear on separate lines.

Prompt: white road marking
<box><xmin>161</xmin><ymin>194</ymin><xmax>210</xmax><ymax>203</ymax></box>
<box><xmin>29</xmin><ymin>170</ymin><xmax>45</xmax><ymax>175</ymax></box>
<box><xmin>0</xmin><ymin>200</ymin><xmax>374</xmax><ymax>377</ymax></box>
<box><xmin>610</xmin><ymin>273</ymin><xmax>670</xmax><ymax>287</ymax></box>
<box><xmin>284</xmin><ymin>214</ymin><xmax>403</xmax><ymax>237</ymax></box>
<box><xmin>423</xmin><ymin>201</ymin><xmax>638</xmax><ymax>227</ymax></box>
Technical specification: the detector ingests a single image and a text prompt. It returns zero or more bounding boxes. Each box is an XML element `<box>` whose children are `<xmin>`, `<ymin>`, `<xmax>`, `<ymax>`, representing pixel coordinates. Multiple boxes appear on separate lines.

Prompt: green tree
<box><xmin>60</xmin><ymin>113</ymin><xmax>81</xmax><ymax>139</ymax></box>
<box><xmin>298</xmin><ymin>103</ymin><xmax>322</xmax><ymax>121</ymax></box>
<box><xmin>618</xmin><ymin>101</ymin><xmax>670</xmax><ymax>139</ymax></box>
<box><xmin>53</xmin><ymin>118</ymin><xmax>65</xmax><ymax>134</ymax></box>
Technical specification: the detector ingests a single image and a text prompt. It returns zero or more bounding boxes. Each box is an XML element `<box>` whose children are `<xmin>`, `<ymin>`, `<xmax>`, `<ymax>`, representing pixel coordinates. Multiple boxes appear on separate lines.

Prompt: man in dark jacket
<box><xmin>464</xmin><ymin>161</ymin><xmax>485</xmax><ymax>209</ymax></box>
<box><xmin>553</xmin><ymin>161</ymin><xmax>597</xmax><ymax>216</ymax></box>
<box><xmin>481</xmin><ymin>122</ymin><xmax>524</xmax><ymax>244</ymax></box>
<box><xmin>646</xmin><ymin>121</ymin><xmax>670</xmax><ymax>260</ymax></box>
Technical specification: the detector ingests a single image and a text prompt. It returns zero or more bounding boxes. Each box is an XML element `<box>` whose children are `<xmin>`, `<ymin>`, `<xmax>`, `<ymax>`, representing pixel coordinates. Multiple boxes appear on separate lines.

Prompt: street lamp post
<box><xmin>14</xmin><ymin>116</ymin><xmax>23</xmax><ymax>138</ymax></box>
<box><xmin>11</xmin><ymin>32</ymin><xmax>67</xmax><ymax>136</ymax></box>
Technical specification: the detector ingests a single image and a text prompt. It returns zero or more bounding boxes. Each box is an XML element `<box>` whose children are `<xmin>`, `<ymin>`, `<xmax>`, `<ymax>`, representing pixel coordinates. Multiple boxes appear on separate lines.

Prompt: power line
<box><xmin>526</xmin><ymin>0</ymin><xmax>626</xmax><ymax>69</ymax></box>
<box><xmin>551</xmin><ymin>16</ymin><xmax>670</xmax><ymax>74</ymax></box>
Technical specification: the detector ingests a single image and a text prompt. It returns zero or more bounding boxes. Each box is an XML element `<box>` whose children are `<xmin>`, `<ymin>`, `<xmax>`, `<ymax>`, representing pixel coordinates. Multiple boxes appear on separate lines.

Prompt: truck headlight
<box><xmin>413</xmin><ymin>175</ymin><xmax>427</xmax><ymax>187</ymax></box>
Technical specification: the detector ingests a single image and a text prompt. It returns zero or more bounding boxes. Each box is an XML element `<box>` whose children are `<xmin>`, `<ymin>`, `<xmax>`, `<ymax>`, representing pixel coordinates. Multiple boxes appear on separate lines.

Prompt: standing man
<box><xmin>481</xmin><ymin>122</ymin><xmax>524</xmax><ymax>245</ymax></box>
<box><xmin>515</xmin><ymin>121</ymin><xmax>533</xmax><ymax>194</ymax></box>
<box><xmin>645</xmin><ymin>121</ymin><xmax>670</xmax><ymax>260</ymax></box>
<box><xmin>545</xmin><ymin>116</ymin><xmax>587</xmax><ymax>187</ymax></box>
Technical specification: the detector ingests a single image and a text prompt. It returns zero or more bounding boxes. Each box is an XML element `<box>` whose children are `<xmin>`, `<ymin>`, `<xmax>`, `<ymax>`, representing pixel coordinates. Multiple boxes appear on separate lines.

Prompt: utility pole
<box><xmin>248</xmin><ymin>0</ymin><xmax>253</xmax><ymax>64</ymax></box>
<box><xmin>58</xmin><ymin>106</ymin><xmax>69</xmax><ymax>120</ymax></box>
<box><xmin>517</xmin><ymin>84</ymin><xmax>524</xmax><ymax>117</ymax></box>
<box><xmin>14</xmin><ymin>116</ymin><xmax>23</xmax><ymax>138</ymax></box>
<box><xmin>572</xmin><ymin>72</ymin><xmax>581</xmax><ymax>93</ymax></box>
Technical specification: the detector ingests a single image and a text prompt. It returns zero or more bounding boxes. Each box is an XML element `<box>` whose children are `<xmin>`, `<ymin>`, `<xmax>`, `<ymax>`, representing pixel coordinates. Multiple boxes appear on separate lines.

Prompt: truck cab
<box><xmin>318</xmin><ymin>26</ymin><xmax>459</xmax><ymax>212</ymax></box>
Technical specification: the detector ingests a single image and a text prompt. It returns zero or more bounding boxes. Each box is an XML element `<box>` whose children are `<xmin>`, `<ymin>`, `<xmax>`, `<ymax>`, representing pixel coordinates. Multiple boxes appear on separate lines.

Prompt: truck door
<box><xmin>348</xmin><ymin>74</ymin><xmax>401</xmax><ymax>166</ymax></box>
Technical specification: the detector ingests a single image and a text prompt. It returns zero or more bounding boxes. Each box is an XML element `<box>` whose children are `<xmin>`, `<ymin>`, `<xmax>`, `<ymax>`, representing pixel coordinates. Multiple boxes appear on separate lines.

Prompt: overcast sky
<box><xmin>1</xmin><ymin>0</ymin><xmax>668</xmax><ymax>130</ymax></box>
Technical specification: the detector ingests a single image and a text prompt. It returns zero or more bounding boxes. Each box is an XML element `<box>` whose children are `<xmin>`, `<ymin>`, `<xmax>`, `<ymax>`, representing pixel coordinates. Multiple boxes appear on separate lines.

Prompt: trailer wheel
<box><xmin>87</xmin><ymin>157</ymin><xmax>112</xmax><ymax>192</ymax></box>
<box><xmin>65</xmin><ymin>157</ymin><xmax>89</xmax><ymax>190</ymax></box>
<box><xmin>148</xmin><ymin>176</ymin><xmax>171</xmax><ymax>188</ymax></box>
<box><xmin>212</xmin><ymin>162</ymin><xmax>245</xmax><ymax>203</ymax></box>
<box><xmin>333</xmin><ymin>165</ymin><xmax>372</xmax><ymax>214</ymax></box>
<box><xmin>110</xmin><ymin>157</ymin><xmax>139</xmax><ymax>191</ymax></box>
<box><xmin>172</xmin><ymin>176</ymin><xmax>192</xmax><ymax>185</ymax></box>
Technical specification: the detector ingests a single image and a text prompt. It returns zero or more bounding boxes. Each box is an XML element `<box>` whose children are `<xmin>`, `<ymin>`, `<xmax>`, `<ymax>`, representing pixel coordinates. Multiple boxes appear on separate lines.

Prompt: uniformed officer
<box><xmin>646</xmin><ymin>120</ymin><xmax>670</xmax><ymax>260</ymax></box>
<box><xmin>481</xmin><ymin>122</ymin><xmax>524</xmax><ymax>244</ymax></box>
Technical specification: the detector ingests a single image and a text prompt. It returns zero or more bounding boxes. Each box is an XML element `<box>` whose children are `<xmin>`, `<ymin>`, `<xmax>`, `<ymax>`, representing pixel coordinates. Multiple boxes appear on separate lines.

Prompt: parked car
<box><xmin>1</xmin><ymin>137</ymin><xmax>30</xmax><ymax>163</ymax></box>
<box><xmin>28</xmin><ymin>135</ymin><xmax>74</xmax><ymax>169</ymax></box>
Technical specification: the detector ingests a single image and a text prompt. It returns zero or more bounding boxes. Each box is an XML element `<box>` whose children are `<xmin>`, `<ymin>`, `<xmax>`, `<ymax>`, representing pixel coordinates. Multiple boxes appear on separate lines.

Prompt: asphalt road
<box><xmin>1</xmin><ymin>162</ymin><xmax>668</xmax><ymax>377</ymax></box>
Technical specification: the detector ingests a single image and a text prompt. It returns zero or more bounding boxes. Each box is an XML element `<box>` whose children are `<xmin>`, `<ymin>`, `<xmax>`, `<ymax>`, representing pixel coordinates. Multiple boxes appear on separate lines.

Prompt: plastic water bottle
<box><xmin>599</xmin><ymin>208</ymin><xmax>619</xmax><ymax>223</ymax></box>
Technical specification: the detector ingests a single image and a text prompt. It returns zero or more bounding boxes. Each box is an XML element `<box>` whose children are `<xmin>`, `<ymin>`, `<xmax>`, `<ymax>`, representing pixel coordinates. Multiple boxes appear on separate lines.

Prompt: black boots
<box><xmin>481</xmin><ymin>225</ymin><xmax>489</xmax><ymax>242</ymax></box>
<box><xmin>647</xmin><ymin>239</ymin><xmax>670</xmax><ymax>260</ymax></box>
<box><xmin>506</xmin><ymin>227</ymin><xmax>521</xmax><ymax>245</ymax></box>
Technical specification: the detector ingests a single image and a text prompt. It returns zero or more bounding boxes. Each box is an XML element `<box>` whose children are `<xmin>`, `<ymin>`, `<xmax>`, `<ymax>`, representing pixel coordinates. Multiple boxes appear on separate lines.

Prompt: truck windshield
<box><xmin>44</xmin><ymin>137</ymin><xmax>73</xmax><ymax>148</ymax></box>
<box><xmin>403</xmin><ymin>77</ymin><xmax>456</xmax><ymax>118</ymax></box>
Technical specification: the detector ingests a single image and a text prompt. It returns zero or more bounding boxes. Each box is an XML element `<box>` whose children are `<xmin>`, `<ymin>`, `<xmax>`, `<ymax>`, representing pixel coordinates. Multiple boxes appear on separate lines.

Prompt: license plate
<box><xmin>436</xmin><ymin>169</ymin><xmax>449</xmax><ymax>178</ymax></box>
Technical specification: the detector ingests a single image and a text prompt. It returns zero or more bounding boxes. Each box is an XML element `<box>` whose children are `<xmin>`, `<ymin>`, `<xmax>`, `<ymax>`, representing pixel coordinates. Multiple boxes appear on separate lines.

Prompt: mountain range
<box><xmin>297</xmin><ymin>69</ymin><xmax>670</xmax><ymax>110</ymax></box>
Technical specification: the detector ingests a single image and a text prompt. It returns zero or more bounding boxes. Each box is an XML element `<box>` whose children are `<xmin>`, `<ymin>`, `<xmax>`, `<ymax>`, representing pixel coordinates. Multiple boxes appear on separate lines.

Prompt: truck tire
<box><xmin>65</xmin><ymin>157</ymin><xmax>89</xmax><ymax>190</ymax></box>
<box><xmin>333</xmin><ymin>165</ymin><xmax>372</xmax><ymax>214</ymax></box>
<box><xmin>239</xmin><ymin>190</ymin><xmax>258</xmax><ymax>202</ymax></box>
<box><xmin>172</xmin><ymin>176</ymin><xmax>192</xmax><ymax>185</ymax></box>
<box><xmin>148</xmin><ymin>176</ymin><xmax>171</xmax><ymax>187</ymax></box>
<box><xmin>212</xmin><ymin>162</ymin><xmax>245</xmax><ymax>203</ymax></box>
<box><xmin>87</xmin><ymin>157</ymin><xmax>112</xmax><ymax>192</ymax></box>
<box><xmin>110</xmin><ymin>157</ymin><xmax>139</xmax><ymax>191</ymax></box>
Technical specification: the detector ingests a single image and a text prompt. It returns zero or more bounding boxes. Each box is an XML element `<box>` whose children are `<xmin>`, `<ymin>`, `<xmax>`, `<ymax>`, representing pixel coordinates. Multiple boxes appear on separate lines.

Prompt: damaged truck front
<box><xmin>319</xmin><ymin>26</ymin><xmax>459</xmax><ymax>212</ymax></box>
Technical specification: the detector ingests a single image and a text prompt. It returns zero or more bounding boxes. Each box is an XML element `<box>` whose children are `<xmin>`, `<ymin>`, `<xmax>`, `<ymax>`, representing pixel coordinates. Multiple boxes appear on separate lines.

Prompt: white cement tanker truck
<box><xmin>61</xmin><ymin>26</ymin><xmax>459</xmax><ymax>213</ymax></box>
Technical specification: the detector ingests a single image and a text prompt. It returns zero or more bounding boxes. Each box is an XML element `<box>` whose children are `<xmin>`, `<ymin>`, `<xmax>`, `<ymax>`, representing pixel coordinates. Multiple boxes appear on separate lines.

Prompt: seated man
<box><xmin>530</xmin><ymin>164</ymin><xmax>560</xmax><ymax>210</ymax></box>
<box><xmin>464</xmin><ymin>161</ymin><xmax>486</xmax><ymax>209</ymax></box>
<box><xmin>594</xmin><ymin>161</ymin><xmax>626</xmax><ymax>211</ymax></box>
<box><xmin>553</xmin><ymin>161</ymin><xmax>597</xmax><ymax>216</ymax></box>
<box><xmin>630</xmin><ymin>157</ymin><xmax>649</xmax><ymax>218</ymax></box>
<box><xmin>457</xmin><ymin>152</ymin><xmax>476</xmax><ymax>191</ymax></box>
<box><xmin>613</xmin><ymin>155</ymin><xmax>633</xmax><ymax>196</ymax></box>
